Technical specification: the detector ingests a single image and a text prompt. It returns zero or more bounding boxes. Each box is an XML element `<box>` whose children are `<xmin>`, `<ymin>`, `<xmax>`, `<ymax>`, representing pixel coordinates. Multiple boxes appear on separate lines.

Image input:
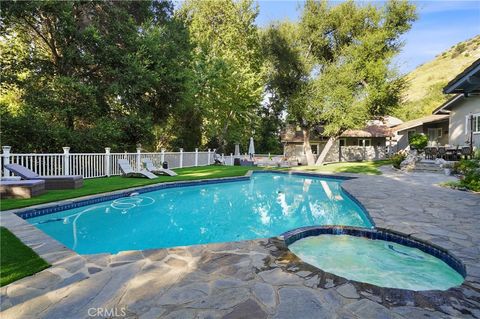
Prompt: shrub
<box><xmin>391</xmin><ymin>151</ymin><xmax>407</xmax><ymax>169</ymax></box>
<box><xmin>454</xmin><ymin>159</ymin><xmax>480</xmax><ymax>192</ymax></box>
<box><xmin>409</xmin><ymin>133</ymin><xmax>428</xmax><ymax>150</ymax></box>
<box><xmin>474</xmin><ymin>149</ymin><xmax>480</xmax><ymax>160</ymax></box>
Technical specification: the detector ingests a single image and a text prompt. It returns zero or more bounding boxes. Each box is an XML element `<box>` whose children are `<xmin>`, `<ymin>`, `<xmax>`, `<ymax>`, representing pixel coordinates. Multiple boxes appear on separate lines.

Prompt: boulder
<box><xmin>400</xmin><ymin>151</ymin><xmax>422</xmax><ymax>172</ymax></box>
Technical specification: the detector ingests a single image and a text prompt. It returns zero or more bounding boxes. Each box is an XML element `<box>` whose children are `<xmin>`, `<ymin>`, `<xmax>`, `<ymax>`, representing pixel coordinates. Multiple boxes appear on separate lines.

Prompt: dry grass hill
<box><xmin>395</xmin><ymin>35</ymin><xmax>480</xmax><ymax>121</ymax></box>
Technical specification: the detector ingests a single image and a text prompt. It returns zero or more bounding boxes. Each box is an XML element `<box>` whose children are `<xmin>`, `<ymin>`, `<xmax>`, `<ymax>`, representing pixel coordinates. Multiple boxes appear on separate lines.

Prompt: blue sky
<box><xmin>255</xmin><ymin>0</ymin><xmax>480</xmax><ymax>74</ymax></box>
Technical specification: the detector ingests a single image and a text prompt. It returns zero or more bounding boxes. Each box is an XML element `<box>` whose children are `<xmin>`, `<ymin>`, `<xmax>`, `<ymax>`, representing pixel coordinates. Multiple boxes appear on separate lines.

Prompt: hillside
<box><xmin>396</xmin><ymin>35</ymin><xmax>480</xmax><ymax>121</ymax></box>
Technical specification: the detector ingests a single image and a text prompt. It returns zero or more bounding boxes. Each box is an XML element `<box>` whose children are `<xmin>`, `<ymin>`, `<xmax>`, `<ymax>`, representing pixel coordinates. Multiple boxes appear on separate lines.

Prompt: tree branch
<box><xmin>21</xmin><ymin>16</ymin><xmax>60</xmax><ymax>65</ymax></box>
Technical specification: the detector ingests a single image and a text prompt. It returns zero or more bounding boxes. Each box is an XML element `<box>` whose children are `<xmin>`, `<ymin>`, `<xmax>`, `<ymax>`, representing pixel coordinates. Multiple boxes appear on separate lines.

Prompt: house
<box><xmin>392</xmin><ymin>58</ymin><xmax>480</xmax><ymax>152</ymax></box>
<box><xmin>434</xmin><ymin>59</ymin><xmax>480</xmax><ymax>149</ymax></box>
<box><xmin>281</xmin><ymin>116</ymin><xmax>400</xmax><ymax>164</ymax></box>
<box><xmin>390</xmin><ymin>114</ymin><xmax>450</xmax><ymax>152</ymax></box>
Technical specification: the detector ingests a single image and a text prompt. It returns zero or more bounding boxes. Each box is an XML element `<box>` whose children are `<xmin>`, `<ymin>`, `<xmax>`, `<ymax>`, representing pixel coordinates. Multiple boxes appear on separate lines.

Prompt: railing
<box><xmin>0</xmin><ymin>146</ymin><xmax>239</xmax><ymax>179</ymax></box>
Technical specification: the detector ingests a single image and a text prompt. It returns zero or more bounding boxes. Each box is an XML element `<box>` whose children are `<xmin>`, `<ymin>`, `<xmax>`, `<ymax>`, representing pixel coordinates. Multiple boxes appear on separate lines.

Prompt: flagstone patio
<box><xmin>1</xmin><ymin>170</ymin><xmax>479</xmax><ymax>319</ymax></box>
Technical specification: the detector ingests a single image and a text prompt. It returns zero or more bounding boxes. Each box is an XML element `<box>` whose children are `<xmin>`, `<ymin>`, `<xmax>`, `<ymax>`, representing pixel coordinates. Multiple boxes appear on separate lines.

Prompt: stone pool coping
<box><xmin>1</xmin><ymin>170</ymin><xmax>479</xmax><ymax>318</ymax></box>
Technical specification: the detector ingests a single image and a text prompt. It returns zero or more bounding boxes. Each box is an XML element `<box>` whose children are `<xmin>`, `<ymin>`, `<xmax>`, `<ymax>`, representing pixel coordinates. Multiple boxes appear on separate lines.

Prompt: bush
<box><xmin>409</xmin><ymin>133</ymin><xmax>428</xmax><ymax>150</ymax></box>
<box><xmin>454</xmin><ymin>159</ymin><xmax>480</xmax><ymax>192</ymax></box>
<box><xmin>391</xmin><ymin>151</ymin><xmax>407</xmax><ymax>169</ymax></box>
<box><xmin>474</xmin><ymin>149</ymin><xmax>480</xmax><ymax>160</ymax></box>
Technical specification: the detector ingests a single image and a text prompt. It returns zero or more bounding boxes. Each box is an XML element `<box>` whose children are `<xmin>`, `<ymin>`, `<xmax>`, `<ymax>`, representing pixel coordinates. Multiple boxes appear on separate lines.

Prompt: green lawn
<box><xmin>291</xmin><ymin>160</ymin><xmax>391</xmax><ymax>175</ymax></box>
<box><xmin>0</xmin><ymin>162</ymin><xmax>390</xmax><ymax>211</ymax></box>
<box><xmin>0</xmin><ymin>227</ymin><xmax>50</xmax><ymax>287</ymax></box>
<box><xmin>0</xmin><ymin>165</ymin><xmax>262</xmax><ymax>211</ymax></box>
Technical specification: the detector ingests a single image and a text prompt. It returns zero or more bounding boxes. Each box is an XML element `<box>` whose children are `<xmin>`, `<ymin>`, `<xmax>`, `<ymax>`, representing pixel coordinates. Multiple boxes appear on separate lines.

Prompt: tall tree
<box><xmin>177</xmin><ymin>0</ymin><xmax>264</xmax><ymax>153</ymax></box>
<box><xmin>1</xmin><ymin>1</ymin><xmax>192</xmax><ymax>152</ymax></box>
<box><xmin>263</xmin><ymin>0</ymin><xmax>416</xmax><ymax>165</ymax></box>
<box><xmin>261</xmin><ymin>21</ymin><xmax>310</xmax><ymax>157</ymax></box>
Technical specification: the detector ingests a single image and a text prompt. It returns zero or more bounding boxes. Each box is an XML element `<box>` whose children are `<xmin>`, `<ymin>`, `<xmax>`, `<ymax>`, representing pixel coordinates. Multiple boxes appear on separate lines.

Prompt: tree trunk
<box><xmin>302</xmin><ymin>128</ymin><xmax>315</xmax><ymax>166</ymax></box>
<box><xmin>315</xmin><ymin>136</ymin><xmax>336</xmax><ymax>166</ymax></box>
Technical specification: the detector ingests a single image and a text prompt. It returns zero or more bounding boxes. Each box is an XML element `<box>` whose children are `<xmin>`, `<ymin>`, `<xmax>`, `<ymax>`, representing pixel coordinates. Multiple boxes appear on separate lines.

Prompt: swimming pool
<box><xmin>27</xmin><ymin>172</ymin><xmax>372</xmax><ymax>254</ymax></box>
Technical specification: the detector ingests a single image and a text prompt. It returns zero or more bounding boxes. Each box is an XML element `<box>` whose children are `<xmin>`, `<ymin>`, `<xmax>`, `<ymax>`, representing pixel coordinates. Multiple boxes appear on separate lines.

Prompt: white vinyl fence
<box><xmin>1</xmin><ymin>146</ymin><xmax>238</xmax><ymax>179</ymax></box>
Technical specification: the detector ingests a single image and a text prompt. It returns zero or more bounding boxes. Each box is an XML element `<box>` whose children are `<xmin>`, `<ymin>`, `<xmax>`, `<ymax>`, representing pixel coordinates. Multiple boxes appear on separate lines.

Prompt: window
<box><xmin>467</xmin><ymin>113</ymin><xmax>480</xmax><ymax>134</ymax></box>
<box><xmin>427</xmin><ymin>128</ymin><xmax>442</xmax><ymax>141</ymax></box>
<box><xmin>339</xmin><ymin>138</ymin><xmax>346</xmax><ymax>147</ymax></box>
<box><xmin>357</xmin><ymin>139</ymin><xmax>371</xmax><ymax>146</ymax></box>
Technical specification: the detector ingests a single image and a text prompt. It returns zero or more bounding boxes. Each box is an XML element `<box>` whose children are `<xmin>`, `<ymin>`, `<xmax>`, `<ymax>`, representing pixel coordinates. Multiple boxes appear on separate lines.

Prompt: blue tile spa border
<box><xmin>282</xmin><ymin>225</ymin><xmax>467</xmax><ymax>278</ymax></box>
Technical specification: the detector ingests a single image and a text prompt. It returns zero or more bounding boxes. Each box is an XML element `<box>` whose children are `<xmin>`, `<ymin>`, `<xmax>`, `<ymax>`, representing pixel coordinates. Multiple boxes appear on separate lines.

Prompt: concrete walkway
<box><xmin>1</xmin><ymin>170</ymin><xmax>479</xmax><ymax>319</ymax></box>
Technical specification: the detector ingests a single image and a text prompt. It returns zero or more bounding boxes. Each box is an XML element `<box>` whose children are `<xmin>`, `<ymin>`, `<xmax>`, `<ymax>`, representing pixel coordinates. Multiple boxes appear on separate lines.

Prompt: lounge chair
<box><xmin>5</xmin><ymin>163</ymin><xmax>83</xmax><ymax>190</ymax></box>
<box><xmin>118</xmin><ymin>159</ymin><xmax>158</xmax><ymax>179</ymax></box>
<box><xmin>0</xmin><ymin>180</ymin><xmax>46</xmax><ymax>199</ymax></box>
<box><xmin>141</xmin><ymin>158</ymin><xmax>177</xmax><ymax>176</ymax></box>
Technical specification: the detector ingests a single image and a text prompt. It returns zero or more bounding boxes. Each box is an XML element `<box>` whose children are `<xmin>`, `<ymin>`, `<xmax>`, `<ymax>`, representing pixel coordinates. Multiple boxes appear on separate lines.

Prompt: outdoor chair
<box><xmin>424</xmin><ymin>147</ymin><xmax>432</xmax><ymax>160</ymax></box>
<box><xmin>118</xmin><ymin>159</ymin><xmax>158</xmax><ymax>179</ymax></box>
<box><xmin>142</xmin><ymin>158</ymin><xmax>177</xmax><ymax>176</ymax></box>
<box><xmin>445</xmin><ymin>147</ymin><xmax>457</xmax><ymax>161</ymax></box>
<box><xmin>430</xmin><ymin>147</ymin><xmax>438</xmax><ymax>159</ymax></box>
<box><xmin>461</xmin><ymin>147</ymin><xmax>472</xmax><ymax>160</ymax></box>
<box><xmin>437</xmin><ymin>147</ymin><xmax>446</xmax><ymax>159</ymax></box>
<box><xmin>213</xmin><ymin>153</ymin><xmax>225</xmax><ymax>165</ymax></box>
<box><xmin>4</xmin><ymin>163</ymin><xmax>83</xmax><ymax>190</ymax></box>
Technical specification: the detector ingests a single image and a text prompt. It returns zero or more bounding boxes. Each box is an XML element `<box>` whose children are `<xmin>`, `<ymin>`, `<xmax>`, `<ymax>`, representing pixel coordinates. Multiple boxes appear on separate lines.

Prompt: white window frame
<box><xmin>427</xmin><ymin>128</ymin><xmax>442</xmax><ymax>141</ymax></box>
<box><xmin>467</xmin><ymin>113</ymin><xmax>480</xmax><ymax>134</ymax></box>
<box><xmin>357</xmin><ymin>138</ymin><xmax>371</xmax><ymax>147</ymax></box>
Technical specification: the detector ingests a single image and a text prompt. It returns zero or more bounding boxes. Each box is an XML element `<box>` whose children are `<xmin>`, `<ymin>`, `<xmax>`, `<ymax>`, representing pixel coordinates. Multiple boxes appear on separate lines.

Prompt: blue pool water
<box><xmin>289</xmin><ymin>235</ymin><xmax>464</xmax><ymax>290</ymax></box>
<box><xmin>28</xmin><ymin>172</ymin><xmax>372</xmax><ymax>254</ymax></box>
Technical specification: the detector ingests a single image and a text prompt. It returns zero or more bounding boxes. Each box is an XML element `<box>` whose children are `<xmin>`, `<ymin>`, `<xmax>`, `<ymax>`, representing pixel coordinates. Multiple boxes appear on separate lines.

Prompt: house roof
<box><xmin>443</xmin><ymin>58</ymin><xmax>480</xmax><ymax>94</ymax></box>
<box><xmin>391</xmin><ymin>114</ymin><xmax>449</xmax><ymax>132</ymax></box>
<box><xmin>432</xmin><ymin>94</ymin><xmax>464</xmax><ymax>114</ymax></box>
<box><xmin>381</xmin><ymin>115</ymin><xmax>403</xmax><ymax>127</ymax></box>
<box><xmin>341</xmin><ymin>125</ymin><xmax>393</xmax><ymax>138</ymax></box>
<box><xmin>281</xmin><ymin>117</ymin><xmax>395</xmax><ymax>142</ymax></box>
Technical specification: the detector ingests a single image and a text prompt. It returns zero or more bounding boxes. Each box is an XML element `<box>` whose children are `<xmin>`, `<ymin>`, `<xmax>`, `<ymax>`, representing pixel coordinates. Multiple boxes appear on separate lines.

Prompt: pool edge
<box><xmin>282</xmin><ymin>225</ymin><xmax>467</xmax><ymax>279</ymax></box>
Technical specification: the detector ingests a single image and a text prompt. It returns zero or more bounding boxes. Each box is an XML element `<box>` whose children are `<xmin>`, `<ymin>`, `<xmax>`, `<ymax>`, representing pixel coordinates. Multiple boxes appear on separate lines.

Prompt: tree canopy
<box><xmin>262</xmin><ymin>0</ymin><xmax>416</xmax><ymax>164</ymax></box>
<box><xmin>1</xmin><ymin>0</ymin><xmax>416</xmax><ymax>156</ymax></box>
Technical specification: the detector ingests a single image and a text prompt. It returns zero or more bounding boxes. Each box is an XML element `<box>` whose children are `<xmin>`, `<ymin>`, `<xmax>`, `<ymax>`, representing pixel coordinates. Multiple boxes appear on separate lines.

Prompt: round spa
<box><xmin>284</xmin><ymin>227</ymin><xmax>465</xmax><ymax>291</ymax></box>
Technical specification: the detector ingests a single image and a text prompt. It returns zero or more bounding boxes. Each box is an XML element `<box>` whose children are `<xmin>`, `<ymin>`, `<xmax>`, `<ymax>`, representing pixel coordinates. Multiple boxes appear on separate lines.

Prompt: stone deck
<box><xmin>1</xmin><ymin>169</ymin><xmax>479</xmax><ymax>319</ymax></box>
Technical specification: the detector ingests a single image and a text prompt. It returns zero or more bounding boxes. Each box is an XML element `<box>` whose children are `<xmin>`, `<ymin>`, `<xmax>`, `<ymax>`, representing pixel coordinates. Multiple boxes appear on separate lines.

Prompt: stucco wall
<box><xmin>339</xmin><ymin>146</ymin><xmax>386</xmax><ymax>162</ymax></box>
<box><xmin>394</xmin><ymin>121</ymin><xmax>449</xmax><ymax>152</ymax></box>
<box><xmin>449</xmin><ymin>96</ymin><xmax>480</xmax><ymax>148</ymax></box>
<box><xmin>394</xmin><ymin>126</ymin><xmax>423</xmax><ymax>152</ymax></box>
<box><xmin>284</xmin><ymin>139</ymin><xmax>387</xmax><ymax>163</ymax></box>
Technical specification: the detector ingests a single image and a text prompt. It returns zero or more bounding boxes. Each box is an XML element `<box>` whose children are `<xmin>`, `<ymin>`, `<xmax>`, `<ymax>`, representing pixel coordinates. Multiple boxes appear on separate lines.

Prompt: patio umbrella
<box><xmin>234</xmin><ymin>143</ymin><xmax>240</xmax><ymax>157</ymax></box>
<box><xmin>248</xmin><ymin>137</ymin><xmax>255</xmax><ymax>159</ymax></box>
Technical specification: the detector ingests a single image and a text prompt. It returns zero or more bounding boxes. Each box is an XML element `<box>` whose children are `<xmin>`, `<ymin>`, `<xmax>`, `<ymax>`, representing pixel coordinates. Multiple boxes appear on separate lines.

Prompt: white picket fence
<box><xmin>0</xmin><ymin>146</ymin><xmax>238</xmax><ymax>179</ymax></box>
